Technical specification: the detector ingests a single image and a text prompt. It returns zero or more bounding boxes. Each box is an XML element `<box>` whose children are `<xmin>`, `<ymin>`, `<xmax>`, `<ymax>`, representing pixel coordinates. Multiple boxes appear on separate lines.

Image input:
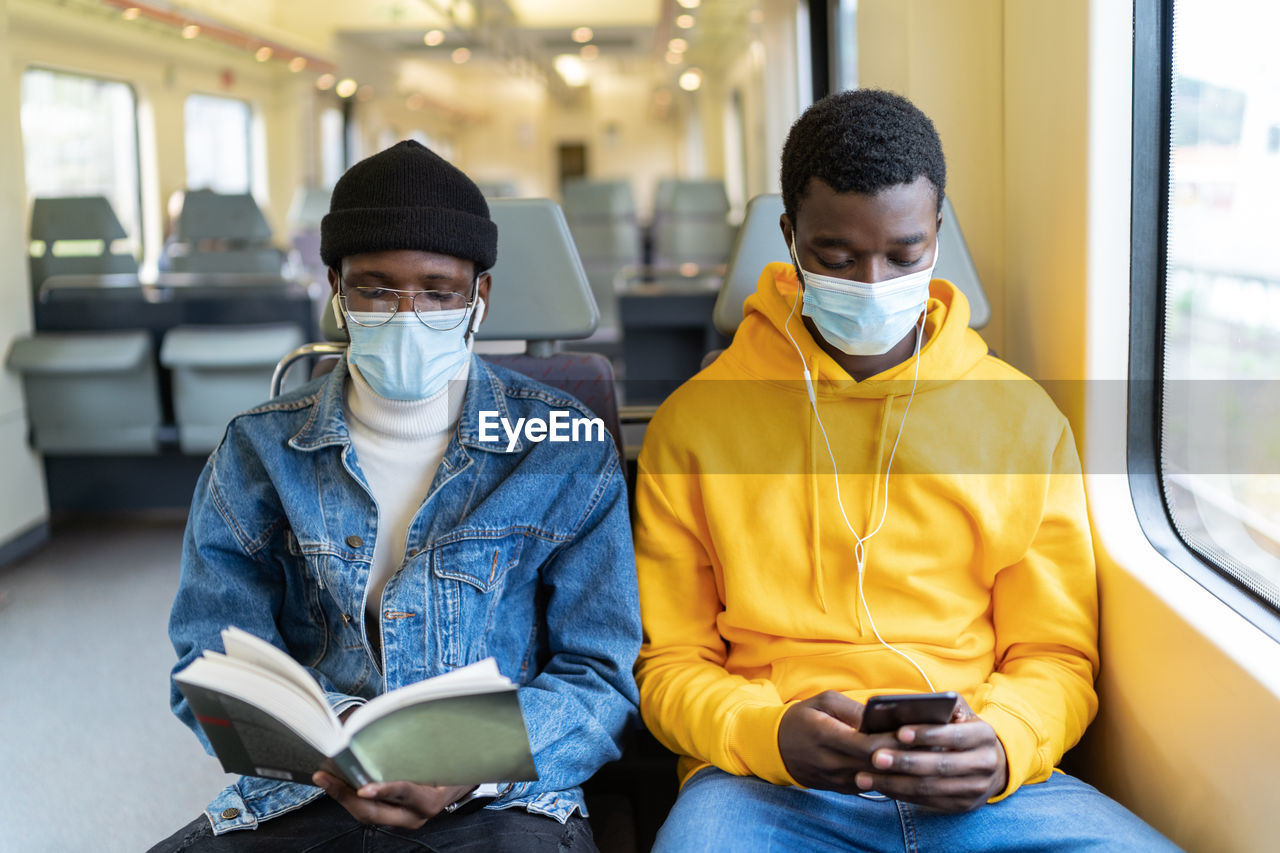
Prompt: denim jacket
<box><xmin>168</xmin><ymin>356</ymin><xmax>641</xmax><ymax>834</ymax></box>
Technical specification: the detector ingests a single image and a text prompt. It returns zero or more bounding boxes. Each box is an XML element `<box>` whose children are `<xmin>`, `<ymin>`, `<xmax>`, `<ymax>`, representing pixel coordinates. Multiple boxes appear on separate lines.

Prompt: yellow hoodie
<box><xmin>633</xmin><ymin>262</ymin><xmax>1099</xmax><ymax>801</ymax></box>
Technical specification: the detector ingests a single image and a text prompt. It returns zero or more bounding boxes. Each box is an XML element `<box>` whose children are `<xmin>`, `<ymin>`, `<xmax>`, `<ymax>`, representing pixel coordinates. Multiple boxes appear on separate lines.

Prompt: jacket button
<box><xmin>221</xmin><ymin>808</ymin><xmax>240</xmax><ymax>819</ymax></box>
<box><xmin>346</xmin><ymin>535</ymin><xmax>363</xmax><ymax>548</ymax></box>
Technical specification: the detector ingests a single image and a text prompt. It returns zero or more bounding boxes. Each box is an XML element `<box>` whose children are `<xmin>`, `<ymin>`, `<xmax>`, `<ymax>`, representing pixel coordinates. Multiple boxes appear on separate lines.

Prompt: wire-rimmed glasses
<box><xmin>339</xmin><ymin>277</ymin><xmax>478</xmax><ymax>331</ymax></box>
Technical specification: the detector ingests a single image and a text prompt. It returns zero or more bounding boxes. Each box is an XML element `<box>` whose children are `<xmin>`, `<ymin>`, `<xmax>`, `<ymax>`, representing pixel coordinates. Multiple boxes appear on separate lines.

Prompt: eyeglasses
<box><xmin>339</xmin><ymin>278</ymin><xmax>478</xmax><ymax>331</ymax></box>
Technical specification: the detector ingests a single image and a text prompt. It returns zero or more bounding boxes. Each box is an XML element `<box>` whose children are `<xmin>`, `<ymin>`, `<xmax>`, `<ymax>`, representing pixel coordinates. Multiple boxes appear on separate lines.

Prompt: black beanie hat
<box><xmin>320</xmin><ymin>140</ymin><xmax>497</xmax><ymax>272</ymax></box>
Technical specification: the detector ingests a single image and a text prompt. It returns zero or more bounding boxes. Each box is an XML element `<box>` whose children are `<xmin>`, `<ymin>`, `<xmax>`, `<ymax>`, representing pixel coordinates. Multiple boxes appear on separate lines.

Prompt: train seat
<box><xmin>4</xmin><ymin>330</ymin><xmax>162</xmax><ymax>454</ymax></box>
<box><xmin>286</xmin><ymin>186</ymin><xmax>331</xmax><ymax>286</ymax></box>
<box><xmin>167</xmin><ymin>190</ymin><xmax>285</xmax><ymax>275</ymax></box>
<box><xmin>652</xmin><ymin>179</ymin><xmax>734</xmax><ymax>269</ymax></box>
<box><xmin>712</xmin><ymin>193</ymin><xmax>790</xmax><ymax>337</ymax></box>
<box><xmin>27</xmin><ymin>196</ymin><xmax>138</xmax><ymax>296</ymax></box>
<box><xmin>477</xmin><ymin>180</ymin><xmax>519</xmax><ymax>198</ymax></box>
<box><xmin>561</xmin><ymin>179</ymin><xmax>641</xmax><ymax>340</ymax></box>
<box><xmin>160</xmin><ymin>323</ymin><xmax>305</xmax><ymax>454</ymax></box>
<box><xmin>272</xmin><ymin>197</ymin><xmax>623</xmax><ymax>456</ymax></box>
<box><xmin>710</xmin><ymin>193</ymin><xmax>993</xmax><ymax>342</ymax></box>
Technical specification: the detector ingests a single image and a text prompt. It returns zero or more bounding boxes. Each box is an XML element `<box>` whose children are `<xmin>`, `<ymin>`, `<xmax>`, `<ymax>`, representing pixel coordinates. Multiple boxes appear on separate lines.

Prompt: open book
<box><xmin>174</xmin><ymin>626</ymin><xmax>537</xmax><ymax>789</ymax></box>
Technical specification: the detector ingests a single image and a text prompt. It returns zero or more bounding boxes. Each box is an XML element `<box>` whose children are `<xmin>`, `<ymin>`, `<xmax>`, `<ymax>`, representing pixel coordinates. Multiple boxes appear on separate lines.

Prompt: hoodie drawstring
<box><xmin>808</xmin><ymin>364</ymin><xmax>829</xmax><ymax>614</ymax></box>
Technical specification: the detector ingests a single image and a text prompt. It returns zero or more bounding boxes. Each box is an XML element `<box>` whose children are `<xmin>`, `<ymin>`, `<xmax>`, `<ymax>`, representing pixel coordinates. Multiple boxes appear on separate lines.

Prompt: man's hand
<box><xmin>312</xmin><ymin>771</ymin><xmax>476</xmax><ymax>829</ymax></box>
<box><xmin>853</xmin><ymin>696</ymin><xmax>1008</xmax><ymax>812</ymax></box>
<box><xmin>779</xmin><ymin>691</ymin><xmax>900</xmax><ymax>792</ymax></box>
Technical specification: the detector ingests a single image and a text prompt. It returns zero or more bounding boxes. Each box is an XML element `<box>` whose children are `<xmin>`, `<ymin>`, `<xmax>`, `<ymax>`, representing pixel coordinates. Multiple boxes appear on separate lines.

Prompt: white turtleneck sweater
<box><xmin>343</xmin><ymin>357</ymin><xmax>469</xmax><ymax>650</ymax></box>
<box><xmin>343</xmin><ymin>355</ymin><xmax>502</xmax><ymax>802</ymax></box>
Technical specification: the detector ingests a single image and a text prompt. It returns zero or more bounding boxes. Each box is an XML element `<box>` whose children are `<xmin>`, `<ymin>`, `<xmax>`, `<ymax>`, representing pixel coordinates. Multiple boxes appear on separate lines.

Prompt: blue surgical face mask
<box><xmin>340</xmin><ymin>296</ymin><xmax>485</xmax><ymax>401</ymax></box>
<box><xmin>791</xmin><ymin>234</ymin><xmax>939</xmax><ymax>356</ymax></box>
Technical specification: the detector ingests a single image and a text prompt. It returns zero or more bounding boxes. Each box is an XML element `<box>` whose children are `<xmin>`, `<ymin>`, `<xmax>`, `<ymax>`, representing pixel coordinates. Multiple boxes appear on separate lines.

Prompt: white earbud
<box><xmin>470</xmin><ymin>297</ymin><xmax>486</xmax><ymax>334</ymax></box>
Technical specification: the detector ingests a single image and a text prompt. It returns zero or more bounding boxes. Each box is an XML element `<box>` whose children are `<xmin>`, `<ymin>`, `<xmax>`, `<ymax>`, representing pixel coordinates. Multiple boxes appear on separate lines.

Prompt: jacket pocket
<box><xmin>431</xmin><ymin>533</ymin><xmax>524</xmax><ymax>667</ymax></box>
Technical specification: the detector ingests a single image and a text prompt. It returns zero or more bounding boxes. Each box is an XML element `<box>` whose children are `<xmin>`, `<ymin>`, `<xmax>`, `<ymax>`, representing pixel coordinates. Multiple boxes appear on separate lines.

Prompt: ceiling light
<box><xmin>571</xmin><ymin>27</ymin><xmax>593</xmax><ymax>43</ymax></box>
<box><xmin>289</xmin><ymin>56</ymin><xmax>307</xmax><ymax>72</ymax></box>
<box><xmin>255</xmin><ymin>46</ymin><xmax>273</xmax><ymax>62</ymax></box>
<box><xmin>424</xmin><ymin>29</ymin><xmax>445</xmax><ymax>46</ymax></box>
<box><xmin>668</xmin><ymin>37</ymin><xmax>688</xmax><ymax>53</ymax></box>
<box><xmin>580</xmin><ymin>44</ymin><xmax>599</xmax><ymax>60</ymax></box>
<box><xmin>121</xmin><ymin>7</ymin><xmax>140</xmax><ymax>20</ymax></box>
<box><xmin>451</xmin><ymin>47</ymin><xmax>471</xmax><ymax>63</ymax></box>
<box><xmin>554</xmin><ymin>53</ymin><xmax>589</xmax><ymax>87</ymax></box>
<box><xmin>678</xmin><ymin>67</ymin><xmax>703</xmax><ymax>91</ymax></box>
<box><xmin>675</xmin><ymin>14</ymin><xmax>695</xmax><ymax>29</ymax></box>
<box><xmin>676</xmin><ymin>0</ymin><xmax>701</xmax><ymax>7</ymax></box>
<box><xmin>665</xmin><ymin>51</ymin><xmax>683</xmax><ymax>65</ymax></box>
<box><xmin>315</xmin><ymin>73</ymin><xmax>335</xmax><ymax>91</ymax></box>
<box><xmin>335</xmin><ymin>78</ymin><xmax>358</xmax><ymax>98</ymax></box>
<box><xmin>181</xmin><ymin>24</ymin><xmax>200</xmax><ymax>39</ymax></box>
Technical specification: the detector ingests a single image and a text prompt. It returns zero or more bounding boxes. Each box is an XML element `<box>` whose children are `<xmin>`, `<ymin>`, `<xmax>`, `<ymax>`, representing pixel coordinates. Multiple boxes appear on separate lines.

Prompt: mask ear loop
<box><xmin>785</xmin><ymin>234</ymin><xmax>936</xmax><ymax>694</ymax></box>
<box><xmin>331</xmin><ymin>274</ymin><xmax>348</xmax><ymax>330</ymax></box>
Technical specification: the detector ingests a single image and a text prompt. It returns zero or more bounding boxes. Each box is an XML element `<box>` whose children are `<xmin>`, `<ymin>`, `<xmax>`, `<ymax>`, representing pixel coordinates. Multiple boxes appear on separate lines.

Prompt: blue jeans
<box><xmin>654</xmin><ymin>767</ymin><xmax>1181</xmax><ymax>852</ymax></box>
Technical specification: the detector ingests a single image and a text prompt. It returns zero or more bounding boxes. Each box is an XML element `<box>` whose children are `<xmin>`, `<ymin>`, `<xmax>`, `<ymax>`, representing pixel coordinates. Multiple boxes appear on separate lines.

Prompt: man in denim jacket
<box><xmin>152</xmin><ymin>141</ymin><xmax>640</xmax><ymax>852</ymax></box>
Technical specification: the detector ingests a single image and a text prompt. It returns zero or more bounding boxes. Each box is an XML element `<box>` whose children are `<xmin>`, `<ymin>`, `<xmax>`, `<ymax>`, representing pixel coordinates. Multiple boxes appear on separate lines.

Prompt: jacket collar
<box><xmin>288</xmin><ymin>355</ymin><xmax>520</xmax><ymax>453</ymax></box>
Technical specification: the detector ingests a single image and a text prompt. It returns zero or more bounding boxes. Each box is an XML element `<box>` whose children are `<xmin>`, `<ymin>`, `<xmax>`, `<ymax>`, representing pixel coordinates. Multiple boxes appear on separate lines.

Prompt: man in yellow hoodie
<box><xmin>634</xmin><ymin>90</ymin><xmax>1176</xmax><ymax>850</ymax></box>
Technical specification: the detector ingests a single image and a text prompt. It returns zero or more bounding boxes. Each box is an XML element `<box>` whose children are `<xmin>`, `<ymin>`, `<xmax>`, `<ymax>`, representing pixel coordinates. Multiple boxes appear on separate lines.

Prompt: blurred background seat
<box><xmin>5</xmin><ymin>329</ymin><xmax>161</xmax><ymax>454</ymax></box>
<box><xmin>27</xmin><ymin>196</ymin><xmax>138</xmax><ymax>297</ymax></box>
<box><xmin>167</xmin><ymin>190</ymin><xmax>285</xmax><ymax>275</ymax></box>
<box><xmin>160</xmin><ymin>323</ymin><xmax>305</xmax><ymax>454</ymax></box>
<box><xmin>652</xmin><ymin>179</ymin><xmax>734</xmax><ymax>270</ymax></box>
<box><xmin>561</xmin><ymin>179</ymin><xmax>641</xmax><ymax>342</ymax></box>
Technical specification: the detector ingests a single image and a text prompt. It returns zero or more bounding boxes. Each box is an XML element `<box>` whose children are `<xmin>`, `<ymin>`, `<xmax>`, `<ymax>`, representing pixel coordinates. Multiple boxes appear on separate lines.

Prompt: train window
<box><xmin>1132</xmin><ymin>0</ymin><xmax>1280</xmax><ymax>632</ymax></box>
<box><xmin>184</xmin><ymin>93</ymin><xmax>252</xmax><ymax>194</ymax></box>
<box><xmin>831</xmin><ymin>0</ymin><xmax>857</xmax><ymax>93</ymax></box>
<box><xmin>320</xmin><ymin>106</ymin><xmax>345</xmax><ymax>187</ymax></box>
<box><xmin>19</xmin><ymin>67</ymin><xmax>141</xmax><ymax>252</ymax></box>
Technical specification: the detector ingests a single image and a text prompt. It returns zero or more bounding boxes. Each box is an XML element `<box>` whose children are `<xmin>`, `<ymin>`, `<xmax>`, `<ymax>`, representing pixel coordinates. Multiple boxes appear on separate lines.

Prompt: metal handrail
<box><xmin>270</xmin><ymin>341</ymin><xmax>347</xmax><ymax>398</ymax></box>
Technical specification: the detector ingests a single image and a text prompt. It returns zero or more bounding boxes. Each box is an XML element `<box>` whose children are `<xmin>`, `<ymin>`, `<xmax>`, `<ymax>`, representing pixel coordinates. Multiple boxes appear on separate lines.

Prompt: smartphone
<box><xmin>859</xmin><ymin>691</ymin><xmax>960</xmax><ymax>734</ymax></box>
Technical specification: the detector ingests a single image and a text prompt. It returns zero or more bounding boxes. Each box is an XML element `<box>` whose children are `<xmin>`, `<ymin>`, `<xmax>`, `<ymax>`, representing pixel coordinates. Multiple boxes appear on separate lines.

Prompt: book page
<box><xmin>346</xmin><ymin>690</ymin><xmax>536</xmax><ymax>786</ymax></box>
<box><xmin>220</xmin><ymin>626</ymin><xmax>338</xmax><ymax>727</ymax></box>
<box><xmin>175</xmin><ymin>655</ymin><xmax>346</xmax><ymax>756</ymax></box>
<box><xmin>344</xmin><ymin>658</ymin><xmax>512</xmax><ymax>735</ymax></box>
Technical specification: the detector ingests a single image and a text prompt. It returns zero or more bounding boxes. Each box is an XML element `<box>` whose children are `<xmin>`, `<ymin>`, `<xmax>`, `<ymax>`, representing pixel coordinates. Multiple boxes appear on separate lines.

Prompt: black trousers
<box><xmin>148</xmin><ymin>796</ymin><xmax>598</xmax><ymax>853</ymax></box>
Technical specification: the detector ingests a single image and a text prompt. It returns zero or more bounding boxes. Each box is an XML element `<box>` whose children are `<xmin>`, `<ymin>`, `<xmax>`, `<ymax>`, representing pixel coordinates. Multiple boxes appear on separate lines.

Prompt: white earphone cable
<box><xmin>783</xmin><ymin>255</ymin><xmax>936</xmax><ymax>693</ymax></box>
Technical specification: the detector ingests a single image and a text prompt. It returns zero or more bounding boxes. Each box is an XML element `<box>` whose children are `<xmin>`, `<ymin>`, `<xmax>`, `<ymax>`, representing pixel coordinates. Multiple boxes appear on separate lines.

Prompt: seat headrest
<box><xmin>561</xmin><ymin>180</ymin><xmax>636</xmax><ymax>218</ymax></box>
<box><xmin>476</xmin><ymin>199</ymin><xmax>598</xmax><ymax>342</ymax></box>
<box><xmin>669</xmin><ymin>180</ymin><xmax>729</xmax><ymax>216</ymax></box>
<box><xmin>29</xmin><ymin>196</ymin><xmax>128</xmax><ymax>243</ymax></box>
<box><xmin>176</xmin><ymin>190</ymin><xmax>273</xmax><ymax>241</ymax></box>
<box><xmin>935</xmin><ymin>196</ymin><xmax>991</xmax><ymax>328</ymax></box>
<box><xmin>287</xmin><ymin>186</ymin><xmax>332</xmax><ymax>230</ymax></box>
<box><xmin>714</xmin><ymin>194</ymin><xmax>788</xmax><ymax>335</ymax></box>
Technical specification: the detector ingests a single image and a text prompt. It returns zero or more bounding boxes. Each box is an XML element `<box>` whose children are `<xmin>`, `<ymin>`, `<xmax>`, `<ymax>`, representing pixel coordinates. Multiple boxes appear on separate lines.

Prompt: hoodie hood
<box><xmin>704</xmin><ymin>262</ymin><xmax>992</xmax><ymax>613</ymax></box>
<box><xmin>717</xmin><ymin>261</ymin><xmax>990</xmax><ymax>396</ymax></box>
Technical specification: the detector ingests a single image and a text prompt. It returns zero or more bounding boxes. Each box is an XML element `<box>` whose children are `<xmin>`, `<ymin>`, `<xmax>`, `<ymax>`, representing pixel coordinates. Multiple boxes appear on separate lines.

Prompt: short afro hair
<box><xmin>780</xmin><ymin>89</ymin><xmax>946</xmax><ymax>224</ymax></box>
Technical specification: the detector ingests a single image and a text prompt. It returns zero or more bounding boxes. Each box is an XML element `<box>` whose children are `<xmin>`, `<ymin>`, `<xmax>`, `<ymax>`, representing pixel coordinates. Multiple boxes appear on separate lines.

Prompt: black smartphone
<box><xmin>859</xmin><ymin>691</ymin><xmax>960</xmax><ymax>734</ymax></box>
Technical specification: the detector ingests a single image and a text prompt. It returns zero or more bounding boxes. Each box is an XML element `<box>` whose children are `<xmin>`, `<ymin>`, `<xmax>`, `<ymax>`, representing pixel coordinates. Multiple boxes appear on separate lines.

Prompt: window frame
<box><xmin>1128</xmin><ymin>0</ymin><xmax>1280</xmax><ymax>641</ymax></box>
<box><xmin>20</xmin><ymin>64</ymin><xmax>145</xmax><ymax>256</ymax></box>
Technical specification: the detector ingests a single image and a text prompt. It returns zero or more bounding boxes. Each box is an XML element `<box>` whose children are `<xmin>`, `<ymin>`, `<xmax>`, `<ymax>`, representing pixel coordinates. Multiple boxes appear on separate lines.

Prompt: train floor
<box><xmin>0</xmin><ymin>516</ymin><xmax>233</xmax><ymax>852</ymax></box>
